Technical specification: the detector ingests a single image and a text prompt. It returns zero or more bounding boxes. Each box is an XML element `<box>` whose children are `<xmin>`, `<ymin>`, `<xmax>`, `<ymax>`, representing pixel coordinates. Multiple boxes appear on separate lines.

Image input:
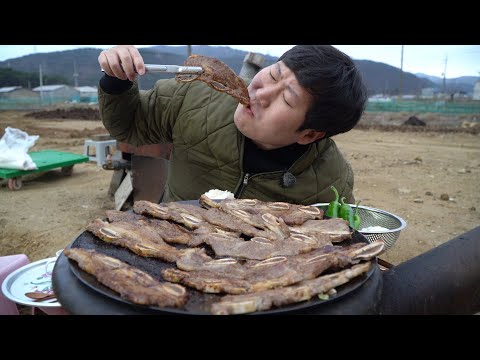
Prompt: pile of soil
<box><xmin>358</xmin><ymin>112</ymin><xmax>480</xmax><ymax>134</ymax></box>
<box><xmin>355</xmin><ymin>123</ymin><xmax>480</xmax><ymax>134</ymax></box>
<box><xmin>25</xmin><ymin>108</ymin><xmax>101</xmax><ymax>120</ymax></box>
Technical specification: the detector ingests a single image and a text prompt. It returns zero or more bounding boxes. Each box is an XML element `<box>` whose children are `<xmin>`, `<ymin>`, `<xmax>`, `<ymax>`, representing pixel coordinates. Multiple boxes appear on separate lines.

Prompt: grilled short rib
<box><xmin>86</xmin><ymin>218</ymin><xmax>189</xmax><ymax>262</ymax></box>
<box><xmin>106</xmin><ymin>210</ymin><xmax>146</xmax><ymax>223</ymax></box>
<box><xmin>106</xmin><ymin>210</ymin><xmax>195</xmax><ymax>246</ymax></box>
<box><xmin>211</xmin><ymin>262</ymin><xmax>372</xmax><ymax>315</ymax></box>
<box><xmin>134</xmin><ymin>200</ymin><xmax>207</xmax><ymax>229</ymax></box>
<box><xmin>65</xmin><ymin>248</ymin><xmax>188</xmax><ymax>308</ymax></box>
<box><xmin>204</xmin><ymin>232</ymin><xmax>331</xmax><ymax>260</ymax></box>
<box><xmin>80</xmin><ymin>196</ymin><xmax>383</xmax><ymax>314</ymax></box>
<box><xmin>164</xmin><ymin>242</ymin><xmax>382</xmax><ymax>294</ymax></box>
<box><xmin>289</xmin><ymin>218</ymin><xmax>352</xmax><ymax>243</ymax></box>
<box><xmin>199</xmin><ymin>195</ymin><xmax>323</xmax><ymax>226</ymax></box>
<box><xmin>175</xmin><ymin>55</ymin><xmax>250</xmax><ymax>106</ymax></box>
<box><xmin>202</xmin><ymin>208</ymin><xmax>287</xmax><ymax>240</ymax></box>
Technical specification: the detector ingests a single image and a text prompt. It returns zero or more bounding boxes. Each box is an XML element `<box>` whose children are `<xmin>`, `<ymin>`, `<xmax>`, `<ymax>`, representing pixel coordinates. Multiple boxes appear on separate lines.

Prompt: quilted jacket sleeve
<box><xmin>98</xmin><ymin>78</ymin><xmax>190</xmax><ymax>147</ymax></box>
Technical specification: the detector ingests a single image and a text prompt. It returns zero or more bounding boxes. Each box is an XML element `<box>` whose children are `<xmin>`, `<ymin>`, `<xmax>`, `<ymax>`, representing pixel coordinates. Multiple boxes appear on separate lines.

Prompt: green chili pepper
<box><xmin>353</xmin><ymin>201</ymin><xmax>361</xmax><ymax>230</ymax></box>
<box><xmin>325</xmin><ymin>186</ymin><xmax>340</xmax><ymax>218</ymax></box>
<box><xmin>340</xmin><ymin>197</ymin><xmax>355</xmax><ymax>228</ymax></box>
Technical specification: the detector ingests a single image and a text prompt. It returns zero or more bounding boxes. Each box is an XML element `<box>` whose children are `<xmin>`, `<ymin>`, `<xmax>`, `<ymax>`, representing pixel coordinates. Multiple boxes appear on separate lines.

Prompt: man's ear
<box><xmin>297</xmin><ymin>129</ymin><xmax>326</xmax><ymax>145</ymax></box>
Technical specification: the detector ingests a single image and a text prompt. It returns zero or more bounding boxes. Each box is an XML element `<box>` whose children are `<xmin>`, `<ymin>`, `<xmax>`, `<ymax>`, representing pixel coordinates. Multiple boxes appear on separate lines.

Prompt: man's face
<box><xmin>233</xmin><ymin>61</ymin><xmax>315</xmax><ymax>150</ymax></box>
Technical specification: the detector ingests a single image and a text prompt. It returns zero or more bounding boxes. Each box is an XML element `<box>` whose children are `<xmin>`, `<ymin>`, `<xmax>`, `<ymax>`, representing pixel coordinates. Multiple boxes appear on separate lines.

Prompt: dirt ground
<box><xmin>0</xmin><ymin>107</ymin><xmax>479</xmax><ymax>266</ymax></box>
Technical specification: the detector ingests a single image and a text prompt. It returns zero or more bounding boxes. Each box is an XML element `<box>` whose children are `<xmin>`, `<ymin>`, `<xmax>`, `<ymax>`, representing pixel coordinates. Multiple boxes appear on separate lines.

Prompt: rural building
<box><xmin>0</xmin><ymin>86</ymin><xmax>39</xmax><ymax>99</ymax></box>
<box><xmin>75</xmin><ymin>86</ymin><xmax>98</xmax><ymax>103</ymax></box>
<box><xmin>473</xmin><ymin>81</ymin><xmax>480</xmax><ymax>100</ymax></box>
<box><xmin>420</xmin><ymin>88</ymin><xmax>437</xmax><ymax>99</ymax></box>
<box><xmin>0</xmin><ymin>86</ymin><xmax>41</xmax><ymax>110</ymax></box>
<box><xmin>32</xmin><ymin>84</ymin><xmax>79</xmax><ymax>104</ymax></box>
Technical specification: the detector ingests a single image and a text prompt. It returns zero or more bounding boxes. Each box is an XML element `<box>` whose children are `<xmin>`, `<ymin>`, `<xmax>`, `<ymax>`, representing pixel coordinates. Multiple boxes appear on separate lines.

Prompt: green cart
<box><xmin>0</xmin><ymin>150</ymin><xmax>89</xmax><ymax>191</ymax></box>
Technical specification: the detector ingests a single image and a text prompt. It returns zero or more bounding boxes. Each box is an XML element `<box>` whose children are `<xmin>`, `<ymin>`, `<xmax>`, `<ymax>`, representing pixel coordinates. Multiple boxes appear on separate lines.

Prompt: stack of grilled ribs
<box><xmin>65</xmin><ymin>195</ymin><xmax>383</xmax><ymax>315</ymax></box>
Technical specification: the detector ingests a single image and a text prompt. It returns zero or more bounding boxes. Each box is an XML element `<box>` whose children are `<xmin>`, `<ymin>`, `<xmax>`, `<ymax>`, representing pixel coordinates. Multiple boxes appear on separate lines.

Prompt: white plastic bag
<box><xmin>0</xmin><ymin>127</ymin><xmax>39</xmax><ymax>170</ymax></box>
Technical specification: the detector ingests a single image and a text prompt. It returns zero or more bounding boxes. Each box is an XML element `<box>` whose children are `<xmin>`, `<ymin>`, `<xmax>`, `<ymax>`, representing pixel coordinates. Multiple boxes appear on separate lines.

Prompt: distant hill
<box><xmin>0</xmin><ymin>46</ymin><xmax>476</xmax><ymax>95</ymax></box>
<box><xmin>355</xmin><ymin>60</ymin><xmax>435</xmax><ymax>95</ymax></box>
<box><xmin>149</xmin><ymin>45</ymin><xmax>278</xmax><ymax>64</ymax></box>
<box><xmin>416</xmin><ymin>73</ymin><xmax>479</xmax><ymax>94</ymax></box>
<box><xmin>0</xmin><ymin>48</ymin><xmax>105</xmax><ymax>87</ymax></box>
<box><xmin>0</xmin><ymin>46</ymin><xmax>276</xmax><ymax>91</ymax></box>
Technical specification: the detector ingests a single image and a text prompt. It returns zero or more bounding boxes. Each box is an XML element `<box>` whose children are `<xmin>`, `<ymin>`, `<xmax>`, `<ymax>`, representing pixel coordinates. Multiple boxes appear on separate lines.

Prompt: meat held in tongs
<box><xmin>176</xmin><ymin>55</ymin><xmax>250</xmax><ymax>106</ymax></box>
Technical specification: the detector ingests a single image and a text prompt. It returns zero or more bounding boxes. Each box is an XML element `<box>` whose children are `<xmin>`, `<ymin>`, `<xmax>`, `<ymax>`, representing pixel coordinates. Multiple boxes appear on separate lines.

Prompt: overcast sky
<box><xmin>0</xmin><ymin>45</ymin><xmax>479</xmax><ymax>79</ymax></box>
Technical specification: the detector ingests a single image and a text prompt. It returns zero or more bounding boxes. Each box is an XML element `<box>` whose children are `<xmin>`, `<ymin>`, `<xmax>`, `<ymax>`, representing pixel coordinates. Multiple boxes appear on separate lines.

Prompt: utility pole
<box><xmin>73</xmin><ymin>61</ymin><xmax>79</xmax><ymax>87</ymax></box>
<box><xmin>399</xmin><ymin>45</ymin><xmax>404</xmax><ymax>98</ymax></box>
<box><xmin>187</xmin><ymin>45</ymin><xmax>192</xmax><ymax>57</ymax></box>
<box><xmin>442</xmin><ymin>56</ymin><xmax>448</xmax><ymax>96</ymax></box>
<box><xmin>39</xmin><ymin>64</ymin><xmax>44</xmax><ymax>101</ymax></box>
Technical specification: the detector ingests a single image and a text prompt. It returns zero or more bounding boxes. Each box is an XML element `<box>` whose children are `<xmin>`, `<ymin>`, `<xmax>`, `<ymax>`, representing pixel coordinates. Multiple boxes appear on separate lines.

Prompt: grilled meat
<box><xmin>106</xmin><ymin>210</ymin><xmax>146</xmax><ymax>223</ymax></box>
<box><xmin>203</xmin><ymin>208</ymin><xmax>276</xmax><ymax>239</ymax></box>
<box><xmin>164</xmin><ymin>242</ymin><xmax>382</xmax><ymax>294</ymax></box>
<box><xmin>75</xmin><ymin>195</ymin><xmax>383</xmax><ymax>314</ymax></box>
<box><xmin>86</xmin><ymin>218</ymin><xmax>188</xmax><ymax>262</ymax></box>
<box><xmin>190</xmin><ymin>222</ymin><xmax>240</xmax><ymax>246</ymax></box>
<box><xmin>211</xmin><ymin>262</ymin><xmax>372</xmax><ymax>315</ymax></box>
<box><xmin>205</xmin><ymin>232</ymin><xmax>331</xmax><ymax>260</ymax></box>
<box><xmin>289</xmin><ymin>218</ymin><xmax>352</xmax><ymax>243</ymax></box>
<box><xmin>200</xmin><ymin>195</ymin><xmax>323</xmax><ymax>226</ymax></box>
<box><xmin>175</xmin><ymin>55</ymin><xmax>250</xmax><ymax>106</ymax></box>
<box><xmin>65</xmin><ymin>248</ymin><xmax>188</xmax><ymax>308</ymax></box>
<box><xmin>107</xmin><ymin>209</ymin><xmax>195</xmax><ymax>246</ymax></box>
<box><xmin>134</xmin><ymin>200</ymin><xmax>207</xmax><ymax>229</ymax></box>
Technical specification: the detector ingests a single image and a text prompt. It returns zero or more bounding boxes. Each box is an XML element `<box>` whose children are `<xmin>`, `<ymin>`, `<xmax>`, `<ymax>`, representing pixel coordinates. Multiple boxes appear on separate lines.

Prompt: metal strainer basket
<box><xmin>312</xmin><ymin>203</ymin><xmax>407</xmax><ymax>251</ymax></box>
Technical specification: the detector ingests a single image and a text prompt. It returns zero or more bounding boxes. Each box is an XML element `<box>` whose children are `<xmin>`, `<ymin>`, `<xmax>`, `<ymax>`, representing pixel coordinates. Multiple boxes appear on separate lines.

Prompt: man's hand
<box><xmin>98</xmin><ymin>45</ymin><xmax>146</xmax><ymax>82</ymax></box>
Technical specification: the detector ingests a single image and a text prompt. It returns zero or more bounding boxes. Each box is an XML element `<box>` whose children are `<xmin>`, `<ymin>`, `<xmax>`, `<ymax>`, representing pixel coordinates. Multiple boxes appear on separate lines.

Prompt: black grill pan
<box><xmin>67</xmin><ymin>208</ymin><xmax>376</xmax><ymax>315</ymax></box>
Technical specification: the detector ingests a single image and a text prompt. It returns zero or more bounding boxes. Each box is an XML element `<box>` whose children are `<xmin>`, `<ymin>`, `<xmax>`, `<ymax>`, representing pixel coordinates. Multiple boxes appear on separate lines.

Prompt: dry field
<box><xmin>0</xmin><ymin>108</ymin><xmax>479</xmax><ymax>266</ymax></box>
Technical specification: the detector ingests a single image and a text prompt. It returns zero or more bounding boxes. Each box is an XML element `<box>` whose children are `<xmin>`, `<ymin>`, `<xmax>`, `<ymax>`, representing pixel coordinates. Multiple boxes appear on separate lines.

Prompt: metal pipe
<box><xmin>379</xmin><ymin>226</ymin><xmax>480</xmax><ymax>314</ymax></box>
<box><xmin>102</xmin><ymin>160</ymin><xmax>131</xmax><ymax>171</ymax></box>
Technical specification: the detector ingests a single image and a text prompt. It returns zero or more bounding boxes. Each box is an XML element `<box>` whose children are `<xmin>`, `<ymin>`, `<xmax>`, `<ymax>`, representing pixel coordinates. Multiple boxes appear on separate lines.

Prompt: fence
<box><xmin>1</xmin><ymin>96</ymin><xmax>479</xmax><ymax>114</ymax></box>
<box><xmin>0</xmin><ymin>95</ymin><xmax>98</xmax><ymax>110</ymax></box>
<box><xmin>366</xmin><ymin>100</ymin><xmax>480</xmax><ymax>115</ymax></box>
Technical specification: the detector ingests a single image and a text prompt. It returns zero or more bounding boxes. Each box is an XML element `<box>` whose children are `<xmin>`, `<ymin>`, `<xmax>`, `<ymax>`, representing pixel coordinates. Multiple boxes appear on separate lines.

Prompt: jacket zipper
<box><xmin>243</xmin><ymin>173</ymin><xmax>250</xmax><ymax>185</ymax></box>
<box><xmin>234</xmin><ymin>173</ymin><xmax>250</xmax><ymax>198</ymax></box>
<box><xmin>234</xmin><ymin>170</ymin><xmax>285</xmax><ymax>198</ymax></box>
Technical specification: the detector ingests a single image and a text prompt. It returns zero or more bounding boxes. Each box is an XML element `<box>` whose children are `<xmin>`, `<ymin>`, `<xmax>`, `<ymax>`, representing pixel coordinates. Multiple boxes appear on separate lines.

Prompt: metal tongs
<box><xmin>144</xmin><ymin>64</ymin><xmax>203</xmax><ymax>74</ymax></box>
<box><xmin>101</xmin><ymin>64</ymin><xmax>203</xmax><ymax>75</ymax></box>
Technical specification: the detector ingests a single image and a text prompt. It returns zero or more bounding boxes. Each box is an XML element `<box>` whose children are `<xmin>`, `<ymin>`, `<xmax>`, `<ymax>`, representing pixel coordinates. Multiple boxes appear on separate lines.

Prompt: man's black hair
<box><xmin>279</xmin><ymin>45</ymin><xmax>368</xmax><ymax>139</ymax></box>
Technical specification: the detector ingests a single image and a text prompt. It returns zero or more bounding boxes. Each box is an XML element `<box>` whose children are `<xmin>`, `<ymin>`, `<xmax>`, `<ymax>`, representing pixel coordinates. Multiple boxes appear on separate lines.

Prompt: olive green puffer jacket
<box><xmin>98</xmin><ymin>78</ymin><xmax>355</xmax><ymax>205</ymax></box>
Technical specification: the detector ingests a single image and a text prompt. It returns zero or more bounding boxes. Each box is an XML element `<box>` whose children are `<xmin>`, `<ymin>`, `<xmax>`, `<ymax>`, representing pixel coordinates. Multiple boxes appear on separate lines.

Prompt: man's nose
<box><xmin>256</xmin><ymin>84</ymin><xmax>280</xmax><ymax>107</ymax></box>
